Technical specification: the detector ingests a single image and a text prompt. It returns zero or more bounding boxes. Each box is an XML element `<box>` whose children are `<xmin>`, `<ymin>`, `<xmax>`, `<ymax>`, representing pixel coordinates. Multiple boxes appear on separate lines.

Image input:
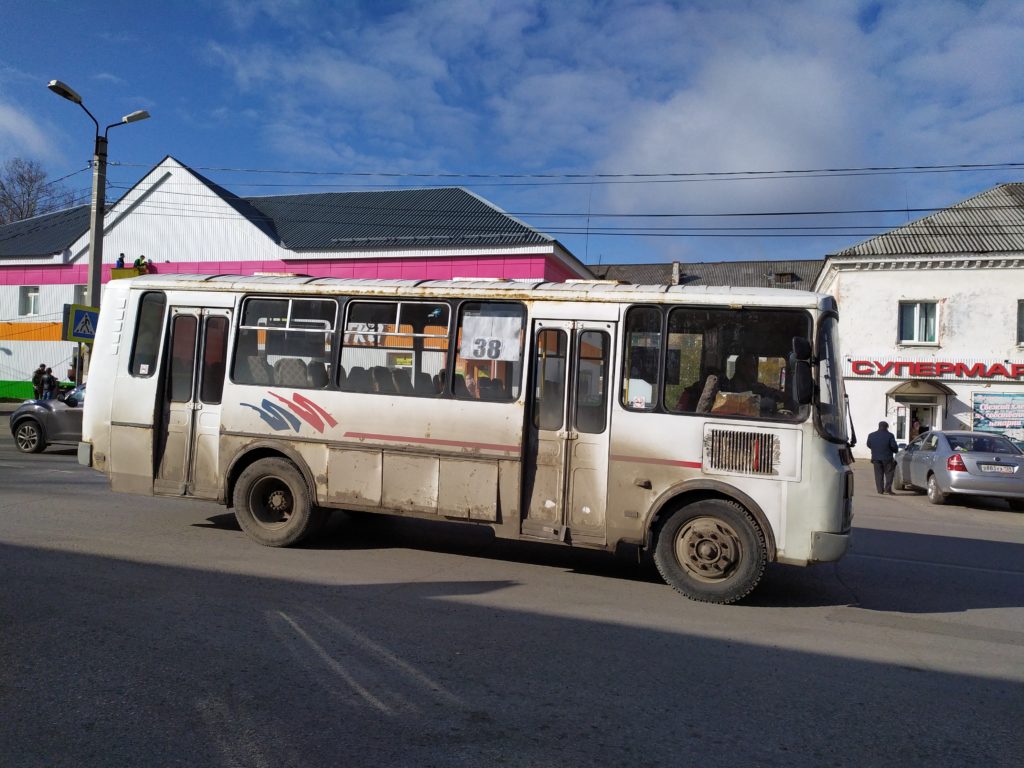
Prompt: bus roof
<box><xmin>118</xmin><ymin>274</ymin><xmax>834</xmax><ymax>310</ymax></box>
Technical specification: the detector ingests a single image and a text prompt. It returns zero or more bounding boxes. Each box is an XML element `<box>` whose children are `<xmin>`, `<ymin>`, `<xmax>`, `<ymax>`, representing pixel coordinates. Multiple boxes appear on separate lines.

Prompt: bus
<box><xmin>79</xmin><ymin>274</ymin><xmax>854</xmax><ymax>604</ymax></box>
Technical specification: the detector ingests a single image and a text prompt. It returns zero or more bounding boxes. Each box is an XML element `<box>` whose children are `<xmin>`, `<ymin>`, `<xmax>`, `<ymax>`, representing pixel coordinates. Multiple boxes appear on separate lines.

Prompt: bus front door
<box><xmin>153</xmin><ymin>307</ymin><xmax>230</xmax><ymax>497</ymax></box>
<box><xmin>522</xmin><ymin>320</ymin><xmax>614</xmax><ymax>546</ymax></box>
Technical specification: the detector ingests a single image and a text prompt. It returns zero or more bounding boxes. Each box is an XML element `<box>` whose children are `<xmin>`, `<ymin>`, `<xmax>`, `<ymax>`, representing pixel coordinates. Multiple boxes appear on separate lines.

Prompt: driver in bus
<box><xmin>725</xmin><ymin>353</ymin><xmax>794</xmax><ymax>415</ymax></box>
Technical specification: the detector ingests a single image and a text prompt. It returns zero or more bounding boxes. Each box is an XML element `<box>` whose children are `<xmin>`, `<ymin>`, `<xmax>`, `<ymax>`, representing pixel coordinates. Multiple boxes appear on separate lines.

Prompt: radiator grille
<box><xmin>705</xmin><ymin>429</ymin><xmax>780</xmax><ymax>475</ymax></box>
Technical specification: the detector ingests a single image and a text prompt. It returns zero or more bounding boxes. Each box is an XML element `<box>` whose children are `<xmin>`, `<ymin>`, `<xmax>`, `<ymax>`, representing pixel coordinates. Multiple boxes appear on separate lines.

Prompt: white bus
<box><xmin>80</xmin><ymin>274</ymin><xmax>854</xmax><ymax>603</ymax></box>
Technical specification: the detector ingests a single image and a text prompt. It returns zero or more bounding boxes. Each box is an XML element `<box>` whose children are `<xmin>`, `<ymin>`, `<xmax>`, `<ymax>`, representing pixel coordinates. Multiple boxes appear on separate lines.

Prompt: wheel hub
<box><xmin>676</xmin><ymin>516</ymin><xmax>742</xmax><ymax>582</ymax></box>
<box><xmin>267</xmin><ymin>489</ymin><xmax>290</xmax><ymax>515</ymax></box>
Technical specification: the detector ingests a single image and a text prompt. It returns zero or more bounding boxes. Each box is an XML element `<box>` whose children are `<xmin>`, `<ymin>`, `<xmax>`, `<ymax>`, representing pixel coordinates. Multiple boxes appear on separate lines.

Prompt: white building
<box><xmin>815</xmin><ymin>183</ymin><xmax>1024</xmax><ymax>455</ymax></box>
<box><xmin>0</xmin><ymin>156</ymin><xmax>589</xmax><ymax>398</ymax></box>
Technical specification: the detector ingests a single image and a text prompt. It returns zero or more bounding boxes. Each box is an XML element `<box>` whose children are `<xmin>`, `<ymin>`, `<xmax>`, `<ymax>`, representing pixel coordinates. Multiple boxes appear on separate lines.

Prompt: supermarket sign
<box><xmin>847</xmin><ymin>358</ymin><xmax>1024</xmax><ymax>380</ymax></box>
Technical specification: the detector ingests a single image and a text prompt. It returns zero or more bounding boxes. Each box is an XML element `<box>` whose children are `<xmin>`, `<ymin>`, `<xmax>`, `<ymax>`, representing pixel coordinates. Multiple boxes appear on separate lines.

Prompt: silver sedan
<box><xmin>894</xmin><ymin>430</ymin><xmax>1024</xmax><ymax>510</ymax></box>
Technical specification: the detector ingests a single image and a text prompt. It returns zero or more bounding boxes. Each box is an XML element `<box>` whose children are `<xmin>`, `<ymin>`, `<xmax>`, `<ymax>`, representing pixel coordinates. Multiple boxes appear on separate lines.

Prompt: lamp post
<box><xmin>47</xmin><ymin>80</ymin><xmax>149</xmax><ymax>377</ymax></box>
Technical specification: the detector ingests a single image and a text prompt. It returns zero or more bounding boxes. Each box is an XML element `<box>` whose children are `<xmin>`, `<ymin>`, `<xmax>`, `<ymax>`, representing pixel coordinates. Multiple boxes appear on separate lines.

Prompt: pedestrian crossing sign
<box><xmin>63</xmin><ymin>303</ymin><xmax>100</xmax><ymax>343</ymax></box>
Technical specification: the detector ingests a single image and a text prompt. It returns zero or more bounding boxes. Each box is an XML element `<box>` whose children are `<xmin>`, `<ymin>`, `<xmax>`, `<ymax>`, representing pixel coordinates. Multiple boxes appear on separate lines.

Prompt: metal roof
<box><xmin>241</xmin><ymin>187</ymin><xmax>554</xmax><ymax>250</ymax></box>
<box><xmin>0</xmin><ymin>205</ymin><xmax>91</xmax><ymax>258</ymax></box>
<box><xmin>831</xmin><ymin>182</ymin><xmax>1024</xmax><ymax>257</ymax></box>
<box><xmin>589</xmin><ymin>259</ymin><xmax>824</xmax><ymax>288</ymax></box>
<box><xmin>186</xmin><ymin>167</ymin><xmax>280</xmax><ymax>243</ymax></box>
<box><xmin>126</xmin><ymin>273</ymin><xmax>829</xmax><ymax>310</ymax></box>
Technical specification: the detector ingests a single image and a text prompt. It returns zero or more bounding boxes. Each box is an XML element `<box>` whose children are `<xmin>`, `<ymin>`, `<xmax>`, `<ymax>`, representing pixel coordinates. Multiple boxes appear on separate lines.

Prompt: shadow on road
<box><xmin>2</xmin><ymin>540</ymin><xmax>1022</xmax><ymax>767</ymax></box>
<box><xmin>195</xmin><ymin>510</ymin><xmax>1024</xmax><ymax>615</ymax></box>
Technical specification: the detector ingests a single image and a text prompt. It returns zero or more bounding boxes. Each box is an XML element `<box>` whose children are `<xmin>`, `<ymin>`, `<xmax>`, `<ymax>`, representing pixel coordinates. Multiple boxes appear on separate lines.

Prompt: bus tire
<box><xmin>653</xmin><ymin>499</ymin><xmax>766</xmax><ymax>604</ymax></box>
<box><xmin>233</xmin><ymin>457</ymin><xmax>322</xmax><ymax>547</ymax></box>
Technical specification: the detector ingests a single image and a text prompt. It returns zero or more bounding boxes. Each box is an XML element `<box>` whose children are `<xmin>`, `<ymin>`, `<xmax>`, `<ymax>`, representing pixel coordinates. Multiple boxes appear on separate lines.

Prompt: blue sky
<box><xmin>2</xmin><ymin>0</ymin><xmax>1024</xmax><ymax>266</ymax></box>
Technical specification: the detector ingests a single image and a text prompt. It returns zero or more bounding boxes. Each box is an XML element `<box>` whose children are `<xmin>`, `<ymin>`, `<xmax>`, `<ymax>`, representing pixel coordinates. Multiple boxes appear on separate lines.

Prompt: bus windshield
<box><xmin>817</xmin><ymin>314</ymin><xmax>848</xmax><ymax>443</ymax></box>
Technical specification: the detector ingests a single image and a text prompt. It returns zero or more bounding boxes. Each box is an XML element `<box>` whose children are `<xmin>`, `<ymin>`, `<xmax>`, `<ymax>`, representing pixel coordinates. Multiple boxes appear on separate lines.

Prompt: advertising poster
<box><xmin>972</xmin><ymin>392</ymin><xmax>1024</xmax><ymax>442</ymax></box>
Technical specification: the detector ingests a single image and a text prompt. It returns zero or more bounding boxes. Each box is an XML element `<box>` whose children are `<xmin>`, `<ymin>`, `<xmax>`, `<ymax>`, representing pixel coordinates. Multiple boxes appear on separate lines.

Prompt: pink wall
<box><xmin>0</xmin><ymin>254</ymin><xmax>587</xmax><ymax>285</ymax></box>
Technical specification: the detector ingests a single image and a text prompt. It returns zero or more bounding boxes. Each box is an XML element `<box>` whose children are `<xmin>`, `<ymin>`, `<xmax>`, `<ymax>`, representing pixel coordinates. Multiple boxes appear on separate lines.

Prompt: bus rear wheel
<box><xmin>653</xmin><ymin>499</ymin><xmax>766</xmax><ymax>604</ymax></box>
<box><xmin>233</xmin><ymin>457</ymin><xmax>324</xmax><ymax>547</ymax></box>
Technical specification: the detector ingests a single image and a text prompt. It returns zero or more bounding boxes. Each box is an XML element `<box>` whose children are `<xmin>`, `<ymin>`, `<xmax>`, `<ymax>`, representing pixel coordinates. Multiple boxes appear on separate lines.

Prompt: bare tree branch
<box><xmin>0</xmin><ymin>158</ymin><xmax>78</xmax><ymax>225</ymax></box>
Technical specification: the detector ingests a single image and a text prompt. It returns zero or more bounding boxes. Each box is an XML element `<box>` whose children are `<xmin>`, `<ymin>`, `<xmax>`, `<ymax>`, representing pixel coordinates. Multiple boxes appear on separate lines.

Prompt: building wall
<box><xmin>819</xmin><ymin>260</ymin><xmax>1024</xmax><ymax>455</ymax></box>
<box><xmin>0</xmin><ymin>255</ymin><xmax>581</xmax><ymax>396</ymax></box>
<box><xmin>0</xmin><ymin>282</ymin><xmax>82</xmax><ymax>397</ymax></box>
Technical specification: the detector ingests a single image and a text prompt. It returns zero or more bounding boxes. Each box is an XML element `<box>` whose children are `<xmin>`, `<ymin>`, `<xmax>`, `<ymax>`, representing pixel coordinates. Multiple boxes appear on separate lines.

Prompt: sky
<box><xmin>2</xmin><ymin>0</ymin><xmax>1024</xmax><ymax>267</ymax></box>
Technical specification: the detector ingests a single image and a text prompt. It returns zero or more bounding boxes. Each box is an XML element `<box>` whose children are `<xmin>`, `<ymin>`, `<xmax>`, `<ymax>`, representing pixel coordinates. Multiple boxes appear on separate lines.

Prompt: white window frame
<box><xmin>898</xmin><ymin>301</ymin><xmax>938</xmax><ymax>346</ymax></box>
<box><xmin>73</xmin><ymin>284</ymin><xmax>88</xmax><ymax>307</ymax></box>
<box><xmin>18</xmin><ymin>286</ymin><xmax>40</xmax><ymax>317</ymax></box>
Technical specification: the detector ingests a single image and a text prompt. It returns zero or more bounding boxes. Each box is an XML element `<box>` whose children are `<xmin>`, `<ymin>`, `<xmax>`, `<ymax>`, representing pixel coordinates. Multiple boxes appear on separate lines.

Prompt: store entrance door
<box><xmin>894</xmin><ymin>398</ymin><xmax>938</xmax><ymax>444</ymax></box>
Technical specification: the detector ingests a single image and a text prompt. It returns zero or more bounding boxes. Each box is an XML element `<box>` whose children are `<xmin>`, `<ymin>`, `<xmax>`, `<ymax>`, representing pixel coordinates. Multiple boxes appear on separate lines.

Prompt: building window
<box><xmin>1018</xmin><ymin>301</ymin><xmax>1024</xmax><ymax>345</ymax></box>
<box><xmin>898</xmin><ymin>301</ymin><xmax>937</xmax><ymax>344</ymax></box>
<box><xmin>19</xmin><ymin>286</ymin><xmax>40</xmax><ymax>316</ymax></box>
<box><xmin>73</xmin><ymin>285</ymin><xmax>88</xmax><ymax>307</ymax></box>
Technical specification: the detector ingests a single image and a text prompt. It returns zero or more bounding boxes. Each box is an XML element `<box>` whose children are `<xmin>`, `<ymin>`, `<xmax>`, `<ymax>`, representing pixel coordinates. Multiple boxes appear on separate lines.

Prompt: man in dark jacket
<box><xmin>31</xmin><ymin>363</ymin><xmax>46</xmax><ymax>399</ymax></box>
<box><xmin>866</xmin><ymin>420</ymin><xmax>899</xmax><ymax>495</ymax></box>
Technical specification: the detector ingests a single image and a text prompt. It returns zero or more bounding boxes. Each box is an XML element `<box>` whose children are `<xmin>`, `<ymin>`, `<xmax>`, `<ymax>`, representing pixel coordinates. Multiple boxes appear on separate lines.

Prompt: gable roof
<box><xmin>0</xmin><ymin>204</ymin><xmax>91</xmax><ymax>258</ymax></box>
<box><xmin>590</xmin><ymin>259</ymin><xmax>824</xmax><ymax>289</ymax></box>
<box><xmin>184</xmin><ymin>165</ymin><xmax>280</xmax><ymax>243</ymax></box>
<box><xmin>241</xmin><ymin>187</ymin><xmax>554</xmax><ymax>250</ymax></box>
<box><xmin>831</xmin><ymin>182</ymin><xmax>1024</xmax><ymax>257</ymax></box>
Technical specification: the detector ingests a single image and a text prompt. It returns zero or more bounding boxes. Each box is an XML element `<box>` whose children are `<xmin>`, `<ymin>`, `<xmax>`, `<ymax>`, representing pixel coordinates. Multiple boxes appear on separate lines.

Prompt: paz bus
<box><xmin>79</xmin><ymin>274</ymin><xmax>854</xmax><ymax>604</ymax></box>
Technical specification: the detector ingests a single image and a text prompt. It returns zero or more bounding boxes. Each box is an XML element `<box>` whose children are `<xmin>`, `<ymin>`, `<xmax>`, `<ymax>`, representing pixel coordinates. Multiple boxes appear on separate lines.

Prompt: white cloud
<box><xmin>200</xmin><ymin>0</ymin><xmax>1024</xmax><ymax>261</ymax></box>
<box><xmin>0</xmin><ymin>102</ymin><xmax>52</xmax><ymax>159</ymax></box>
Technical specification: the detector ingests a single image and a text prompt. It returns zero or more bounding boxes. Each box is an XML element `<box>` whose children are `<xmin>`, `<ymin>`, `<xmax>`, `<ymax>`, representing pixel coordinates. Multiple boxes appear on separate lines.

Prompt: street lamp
<box><xmin>48</xmin><ymin>79</ymin><xmax>149</xmax><ymax>377</ymax></box>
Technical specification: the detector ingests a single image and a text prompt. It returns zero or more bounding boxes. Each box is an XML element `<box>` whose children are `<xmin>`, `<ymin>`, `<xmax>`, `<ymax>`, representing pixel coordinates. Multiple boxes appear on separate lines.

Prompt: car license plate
<box><xmin>979</xmin><ymin>464</ymin><xmax>1014</xmax><ymax>474</ymax></box>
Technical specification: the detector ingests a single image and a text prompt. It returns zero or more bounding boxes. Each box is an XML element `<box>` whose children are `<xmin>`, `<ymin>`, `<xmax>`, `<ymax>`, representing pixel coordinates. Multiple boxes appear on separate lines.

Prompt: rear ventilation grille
<box><xmin>705</xmin><ymin>429</ymin><xmax>780</xmax><ymax>475</ymax></box>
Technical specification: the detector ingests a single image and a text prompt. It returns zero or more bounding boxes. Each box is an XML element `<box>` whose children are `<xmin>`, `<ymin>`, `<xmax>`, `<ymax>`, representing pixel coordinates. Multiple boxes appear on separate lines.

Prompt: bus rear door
<box><xmin>522</xmin><ymin>319</ymin><xmax>614</xmax><ymax>546</ymax></box>
<box><xmin>153</xmin><ymin>306</ymin><xmax>231</xmax><ymax>498</ymax></box>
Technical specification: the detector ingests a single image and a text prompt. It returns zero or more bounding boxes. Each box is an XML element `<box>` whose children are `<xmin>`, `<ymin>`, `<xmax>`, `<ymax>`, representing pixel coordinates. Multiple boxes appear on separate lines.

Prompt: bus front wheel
<box><xmin>233</xmin><ymin>457</ymin><xmax>325</xmax><ymax>547</ymax></box>
<box><xmin>653</xmin><ymin>499</ymin><xmax>766</xmax><ymax>604</ymax></box>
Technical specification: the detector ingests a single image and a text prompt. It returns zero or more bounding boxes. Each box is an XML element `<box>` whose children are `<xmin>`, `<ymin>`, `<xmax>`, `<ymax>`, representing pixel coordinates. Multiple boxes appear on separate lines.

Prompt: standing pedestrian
<box><xmin>31</xmin><ymin>363</ymin><xmax>46</xmax><ymax>399</ymax></box>
<box><xmin>41</xmin><ymin>368</ymin><xmax>58</xmax><ymax>400</ymax></box>
<box><xmin>866</xmin><ymin>420</ymin><xmax>899</xmax><ymax>495</ymax></box>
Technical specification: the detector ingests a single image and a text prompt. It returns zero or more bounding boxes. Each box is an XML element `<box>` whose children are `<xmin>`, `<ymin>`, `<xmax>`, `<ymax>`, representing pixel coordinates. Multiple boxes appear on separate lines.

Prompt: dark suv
<box><xmin>9</xmin><ymin>384</ymin><xmax>86</xmax><ymax>453</ymax></box>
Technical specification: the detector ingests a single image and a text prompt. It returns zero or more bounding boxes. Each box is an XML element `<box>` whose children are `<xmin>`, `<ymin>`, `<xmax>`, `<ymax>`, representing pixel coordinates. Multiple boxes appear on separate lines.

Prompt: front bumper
<box><xmin>809</xmin><ymin>530</ymin><xmax>850</xmax><ymax>563</ymax></box>
<box><xmin>77</xmin><ymin>441</ymin><xmax>92</xmax><ymax>467</ymax></box>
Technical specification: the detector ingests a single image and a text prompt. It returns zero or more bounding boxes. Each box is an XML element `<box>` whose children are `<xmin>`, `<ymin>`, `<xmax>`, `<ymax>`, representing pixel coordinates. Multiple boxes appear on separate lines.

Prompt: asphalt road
<box><xmin>1</xmin><ymin>418</ymin><xmax>1022</xmax><ymax>767</ymax></box>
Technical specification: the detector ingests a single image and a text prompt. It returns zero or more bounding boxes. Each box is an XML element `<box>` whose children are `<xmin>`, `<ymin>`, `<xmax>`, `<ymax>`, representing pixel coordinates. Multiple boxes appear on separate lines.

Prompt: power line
<box><xmin>106</xmin><ymin>160</ymin><xmax>1024</xmax><ymax>182</ymax></box>
<box><xmin>105</xmin><ymin>180</ymin><xmax>1024</xmax><ymax>219</ymax></box>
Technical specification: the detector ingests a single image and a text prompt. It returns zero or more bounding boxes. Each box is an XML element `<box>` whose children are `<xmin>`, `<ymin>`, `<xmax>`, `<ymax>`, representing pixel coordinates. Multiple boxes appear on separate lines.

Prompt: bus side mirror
<box><xmin>790</xmin><ymin>337</ymin><xmax>813</xmax><ymax>405</ymax></box>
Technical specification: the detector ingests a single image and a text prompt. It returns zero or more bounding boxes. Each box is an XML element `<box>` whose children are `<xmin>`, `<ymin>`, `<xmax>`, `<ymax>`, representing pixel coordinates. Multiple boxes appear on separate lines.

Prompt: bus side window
<box><xmin>129</xmin><ymin>291</ymin><xmax>167</xmax><ymax>377</ymax></box>
<box><xmin>622</xmin><ymin>306</ymin><xmax>661</xmax><ymax>411</ymax></box>
<box><xmin>453</xmin><ymin>301</ymin><xmax>525</xmax><ymax>402</ymax></box>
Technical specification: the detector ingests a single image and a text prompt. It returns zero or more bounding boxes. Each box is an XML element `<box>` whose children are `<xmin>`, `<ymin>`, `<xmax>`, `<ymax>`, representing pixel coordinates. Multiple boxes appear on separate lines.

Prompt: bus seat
<box><xmin>392</xmin><ymin>369</ymin><xmax>414</xmax><ymax>395</ymax></box>
<box><xmin>336</xmin><ymin>365</ymin><xmax>347</xmax><ymax>388</ymax></box>
<box><xmin>414</xmin><ymin>372</ymin><xmax>433</xmax><ymax>395</ymax></box>
<box><xmin>454</xmin><ymin>374</ymin><xmax>470</xmax><ymax>397</ymax></box>
<box><xmin>345</xmin><ymin>367</ymin><xmax>371</xmax><ymax>393</ymax></box>
<box><xmin>274</xmin><ymin>358</ymin><xmax>309</xmax><ymax>388</ymax></box>
<box><xmin>307</xmin><ymin>361</ymin><xmax>329</xmax><ymax>388</ymax></box>
<box><xmin>372</xmin><ymin>366</ymin><xmax>396</xmax><ymax>393</ymax></box>
<box><xmin>243</xmin><ymin>356</ymin><xmax>273</xmax><ymax>386</ymax></box>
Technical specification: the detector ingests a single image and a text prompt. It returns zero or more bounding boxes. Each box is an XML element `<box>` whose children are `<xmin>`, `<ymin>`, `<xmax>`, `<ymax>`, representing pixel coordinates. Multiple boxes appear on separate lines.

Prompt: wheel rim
<box><xmin>674</xmin><ymin>516</ymin><xmax>743</xmax><ymax>583</ymax></box>
<box><xmin>15</xmin><ymin>424</ymin><xmax>39</xmax><ymax>451</ymax></box>
<box><xmin>928</xmin><ymin>476</ymin><xmax>940</xmax><ymax>500</ymax></box>
<box><xmin>248</xmin><ymin>475</ymin><xmax>294</xmax><ymax>528</ymax></box>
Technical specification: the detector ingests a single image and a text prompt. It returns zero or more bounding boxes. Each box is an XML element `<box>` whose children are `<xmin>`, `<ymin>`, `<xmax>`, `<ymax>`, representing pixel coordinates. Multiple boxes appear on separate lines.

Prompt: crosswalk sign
<box><xmin>63</xmin><ymin>303</ymin><xmax>100</xmax><ymax>343</ymax></box>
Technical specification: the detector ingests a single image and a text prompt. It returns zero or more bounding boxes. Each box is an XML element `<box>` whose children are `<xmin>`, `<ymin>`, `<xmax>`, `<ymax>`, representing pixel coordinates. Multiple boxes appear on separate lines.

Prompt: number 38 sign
<box><xmin>460</xmin><ymin>314</ymin><xmax>522</xmax><ymax>361</ymax></box>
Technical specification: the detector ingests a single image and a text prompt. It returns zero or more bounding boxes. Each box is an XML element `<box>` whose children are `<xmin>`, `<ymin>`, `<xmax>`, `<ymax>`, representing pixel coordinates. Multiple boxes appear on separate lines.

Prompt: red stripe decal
<box><xmin>344</xmin><ymin>432</ymin><xmax>520</xmax><ymax>453</ymax></box>
<box><xmin>610</xmin><ymin>454</ymin><xmax>702</xmax><ymax>469</ymax></box>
